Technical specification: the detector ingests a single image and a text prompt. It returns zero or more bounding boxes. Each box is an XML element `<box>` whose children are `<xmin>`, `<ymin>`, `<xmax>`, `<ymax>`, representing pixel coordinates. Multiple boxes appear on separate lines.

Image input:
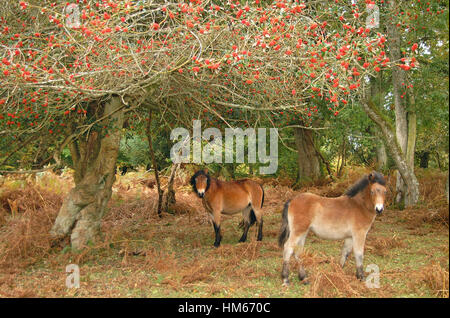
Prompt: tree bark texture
<box><xmin>146</xmin><ymin>110</ymin><xmax>163</xmax><ymax>217</ymax></box>
<box><xmin>387</xmin><ymin>0</ymin><xmax>418</xmax><ymax>206</ymax></box>
<box><xmin>361</xmin><ymin>100</ymin><xmax>420</xmax><ymax>206</ymax></box>
<box><xmin>50</xmin><ymin>97</ymin><xmax>125</xmax><ymax>249</ymax></box>
<box><xmin>294</xmin><ymin>127</ymin><xmax>322</xmax><ymax>183</ymax></box>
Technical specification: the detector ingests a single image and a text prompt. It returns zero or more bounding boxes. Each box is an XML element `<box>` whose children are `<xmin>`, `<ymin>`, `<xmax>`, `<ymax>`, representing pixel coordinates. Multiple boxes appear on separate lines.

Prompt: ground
<box><xmin>0</xmin><ymin>167</ymin><xmax>448</xmax><ymax>298</ymax></box>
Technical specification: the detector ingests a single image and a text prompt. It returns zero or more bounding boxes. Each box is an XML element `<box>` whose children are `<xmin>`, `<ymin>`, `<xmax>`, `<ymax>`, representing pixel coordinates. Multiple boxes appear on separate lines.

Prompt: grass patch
<box><xmin>0</xmin><ymin>169</ymin><xmax>448</xmax><ymax>298</ymax></box>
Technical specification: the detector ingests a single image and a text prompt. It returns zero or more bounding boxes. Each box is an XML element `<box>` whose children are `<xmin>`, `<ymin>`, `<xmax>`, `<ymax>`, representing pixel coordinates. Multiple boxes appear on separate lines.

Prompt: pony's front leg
<box><xmin>352</xmin><ymin>232</ymin><xmax>367</xmax><ymax>281</ymax></box>
<box><xmin>203</xmin><ymin>200</ymin><xmax>222</xmax><ymax>248</ymax></box>
<box><xmin>340</xmin><ymin>238</ymin><xmax>353</xmax><ymax>268</ymax></box>
<box><xmin>211</xmin><ymin>210</ymin><xmax>222</xmax><ymax>248</ymax></box>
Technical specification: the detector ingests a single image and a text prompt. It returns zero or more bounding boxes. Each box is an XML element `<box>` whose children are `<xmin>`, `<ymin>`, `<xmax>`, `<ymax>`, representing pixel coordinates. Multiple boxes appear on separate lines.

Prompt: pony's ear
<box><xmin>203</xmin><ymin>168</ymin><xmax>209</xmax><ymax>174</ymax></box>
<box><xmin>368</xmin><ymin>172</ymin><xmax>375</xmax><ymax>183</ymax></box>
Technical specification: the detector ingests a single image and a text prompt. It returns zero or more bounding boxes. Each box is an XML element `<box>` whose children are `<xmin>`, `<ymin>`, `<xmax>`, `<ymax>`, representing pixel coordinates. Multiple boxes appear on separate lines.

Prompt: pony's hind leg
<box><xmin>238</xmin><ymin>222</ymin><xmax>250</xmax><ymax>243</ymax></box>
<box><xmin>256</xmin><ymin>217</ymin><xmax>263</xmax><ymax>241</ymax></box>
<box><xmin>340</xmin><ymin>238</ymin><xmax>353</xmax><ymax>268</ymax></box>
<box><xmin>239</xmin><ymin>205</ymin><xmax>254</xmax><ymax>243</ymax></box>
<box><xmin>281</xmin><ymin>231</ymin><xmax>306</xmax><ymax>286</ymax></box>
<box><xmin>257</xmin><ymin>217</ymin><xmax>263</xmax><ymax>241</ymax></box>
<box><xmin>250</xmin><ymin>183</ymin><xmax>264</xmax><ymax>242</ymax></box>
<box><xmin>294</xmin><ymin>232</ymin><xmax>308</xmax><ymax>281</ymax></box>
<box><xmin>281</xmin><ymin>239</ymin><xmax>295</xmax><ymax>286</ymax></box>
<box><xmin>252</xmin><ymin>207</ymin><xmax>263</xmax><ymax>241</ymax></box>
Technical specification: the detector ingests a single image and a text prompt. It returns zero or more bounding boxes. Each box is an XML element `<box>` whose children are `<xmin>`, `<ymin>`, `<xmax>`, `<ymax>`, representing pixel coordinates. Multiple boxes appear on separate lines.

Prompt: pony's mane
<box><xmin>345</xmin><ymin>172</ymin><xmax>386</xmax><ymax>197</ymax></box>
<box><xmin>190</xmin><ymin>170</ymin><xmax>211</xmax><ymax>193</ymax></box>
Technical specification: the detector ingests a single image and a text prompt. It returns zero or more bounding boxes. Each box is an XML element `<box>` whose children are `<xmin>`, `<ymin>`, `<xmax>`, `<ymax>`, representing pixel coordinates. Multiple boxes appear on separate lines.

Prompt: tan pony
<box><xmin>190</xmin><ymin>170</ymin><xmax>264</xmax><ymax>247</ymax></box>
<box><xmin>278</xmin><ymin>171</ymin><xmax>387</xmax><ymax>285</ymax></box>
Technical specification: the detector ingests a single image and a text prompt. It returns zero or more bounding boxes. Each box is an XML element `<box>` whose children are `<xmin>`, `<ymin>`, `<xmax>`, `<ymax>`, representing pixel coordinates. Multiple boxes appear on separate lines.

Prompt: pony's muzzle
<box><xmin>375</xmin><ymin>204</ymin><xmax>384</xmax><ymax>214</ymax></box>
<box><xmin>198</xmin><ymin>191</ymin><xmax>205</xmax><ymax>198</ymax></box>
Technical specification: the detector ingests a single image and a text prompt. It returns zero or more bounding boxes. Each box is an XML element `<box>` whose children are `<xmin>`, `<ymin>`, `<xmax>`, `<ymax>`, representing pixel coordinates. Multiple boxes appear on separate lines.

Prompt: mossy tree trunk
<box><xmin>50</xmin><ymin>97</ymin><xmax>125</xmax><ymax>249</ymax></box>
<box><xmin>294</xmin><ymin>127</ymin><xmax>322</xmax><ymax>183</ymax></box>
<box><xmin>146</xmin><ymin>109</ymin><xmax>163</xmax><ymax>217</ymax></box>
<box><xmin>362</xmin><ymin>99</ymin><xmax>420</xmax><ymax>207</ymax></box>
<box><xmin>387</xmin><ymin>0</ymin><xmax>418</xmax><ymax>207</ymax></box>
<box><xmin>376</xmin><ymin>140</ymin><xmax>388</xmax><ymax>171</ymax></box>
<box><xmin>446</xmin><ymin>171</ymin><xmax>449</xmax><ymax>205</ymax></box>
<box><xmin>164</xmin><ymin>162</ymin><xmax>180</xmax><ymax>213</ymax></box>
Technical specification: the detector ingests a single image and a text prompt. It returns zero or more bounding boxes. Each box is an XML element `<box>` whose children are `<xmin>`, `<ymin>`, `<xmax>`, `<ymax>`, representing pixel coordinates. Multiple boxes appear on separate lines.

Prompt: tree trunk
<box><xmin>446</xmin><ymin>171</ymin><xmax>449</xmax><ymax>205</ymax></box>
<box><xmin>387</xmin><ymin>0</ymin><xmax>417</xmax><ymax>206</ymax></box>
<box><xmin>369</xmin><ymin>67</ymin><xmax>388</xmax><ymax>173</ymax></box>
<box><xmin>404</xmin><ymin>91</ymin><xmax>417</xmax><ymax>204</ymax></box>
<box><xmin>406</xmin><ymin>93</ymin><xmax>417</xmax><ymax>171</ymax></box>
<box><xmin>146</xmin><ymin>110</ymin><xmax>163</xmax><ymax>217</ymax></box>
<box><xmin>362</xmin><ymin>100</ymin><xmax>420</xmax><ymax>206</ymax></box>
<box><xmin>376</xmin><ymin>140</ymin><xmax>388</xmax><ymax>171</ymax></box>
<box><xmin>294</xmin><ymin>127</ymin><xmax>321</xmax><ymax>183</ymax></box>
<box><xmin>434</xmin><ymin>152</ymin><xmax>442</xmax><ymax>170</ymax></box>
<box><xmin>337</xmin><ymin>136</ymin><xmax>346</xmax><ymax>178</ymax></box>
<box><xmin>164</xmin><ymin>162</ymin><xmax>180</xmax><ymax>213</ymax></box>
<box><xmin>50</xmin><ymin>97</ymin><xmax>125</xmax><ymax>249</ymax></box>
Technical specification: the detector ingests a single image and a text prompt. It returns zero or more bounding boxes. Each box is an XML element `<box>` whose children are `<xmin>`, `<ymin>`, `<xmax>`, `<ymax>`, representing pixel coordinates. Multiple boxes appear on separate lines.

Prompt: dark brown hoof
<box><xmin>356</xmin><ymin>270</ymin><xmax>365</xmax><ymax>281</ymax></box>
<box><xmin>298</xmin><ymin>269</ymin><xmax>307</xmax><ymax>281</ymax></box>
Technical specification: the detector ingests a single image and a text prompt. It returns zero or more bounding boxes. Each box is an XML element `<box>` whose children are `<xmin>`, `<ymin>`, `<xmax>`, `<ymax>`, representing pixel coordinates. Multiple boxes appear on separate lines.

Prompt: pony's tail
<box><xmin>278</xmin><ymin>200</ymin><xmax>291</xmax><ymax>248</ymax></box>
<box><xmin>238</xmin><ymin>205</ymin><xmax>257</xmax><ymax>228</ymax></box>
<box><xmin>249</xmin><ymin>209</ymin><xmax>257</xmax><ymax>226</ymax></box>
<box><xmin>260</xmin><ymin>184</ymin><xmax>265</xmax><ymax>208</ymax></box>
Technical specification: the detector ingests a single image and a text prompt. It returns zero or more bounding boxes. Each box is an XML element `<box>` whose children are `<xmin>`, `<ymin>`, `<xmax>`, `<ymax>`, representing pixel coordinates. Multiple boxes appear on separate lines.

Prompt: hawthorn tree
<box><xmin>0</xmin><ymin>0</ymin><xmax>218</xmax><ymax>248</ymax></box>
<box><xmin>1</xmin><ymin>0</ymin><xmax>415</xmax><ymax>248</ymax></box>
<box><xmin>151</xmin><ymin>0</ymin><xmax>406</xmax><ymax>182</ymax></box>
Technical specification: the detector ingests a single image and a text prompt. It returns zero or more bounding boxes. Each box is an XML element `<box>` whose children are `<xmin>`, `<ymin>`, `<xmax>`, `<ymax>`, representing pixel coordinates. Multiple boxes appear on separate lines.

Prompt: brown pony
<box><xmin>190</xmin><ymin>170</ymin><xmax>265</xmax><ymax>247</ymax></box>
<box><xmin>278</xmin><ymin>171</ymin><xmax>387</xmax><ymax>285</ymax></box>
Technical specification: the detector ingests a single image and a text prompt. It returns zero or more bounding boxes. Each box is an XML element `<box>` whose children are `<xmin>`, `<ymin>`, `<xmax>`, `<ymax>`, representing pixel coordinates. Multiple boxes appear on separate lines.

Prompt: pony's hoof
<box><xmin>238</xmin><ymin>238</ymin><xmax>246</xmax><ymax>243</ymax></box>
<box><xmin>356</xmin><ymin>273</ymin><xmax>365</xmax><ymax>281</ymax></box>
<box><xmin>298</xmin><ymin>270</ymin><xmax>307</xmax><ymax>282</ymax></box>
<box><xmin>355</xmin><ymin>266</ymin><xmax>365</xmax><ymax>281</ymax></box>
<box><xmin>213</xmin><ymin>242</ymin><xmax>220</xmax><ymax>248</ymax></box>
<box><xmin>282</xmin><ymin>279</ymin><xmax>290</xmax><ymax>287</ymax></box>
